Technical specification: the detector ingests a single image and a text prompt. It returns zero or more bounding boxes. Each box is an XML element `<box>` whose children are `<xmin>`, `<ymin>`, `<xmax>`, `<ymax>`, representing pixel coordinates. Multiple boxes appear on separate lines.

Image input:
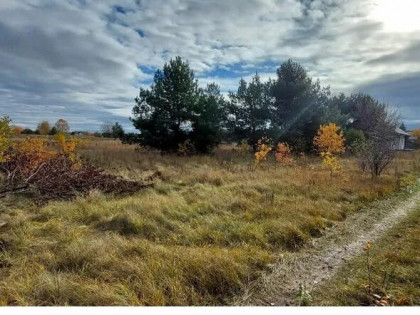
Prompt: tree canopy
<box><xmin>131</xmin><ymin>57</ymin><xmax>402</xmax><ymax>154</ymax></box>
<box><xmin>55</xmin><ymin>119</ymin><xmax>70</xmax><ymax>133</ymax></box>
<box><xmin>131</xmin><ymin>56</ymin><xmax>224</xmax><ymax>153</ymax></box>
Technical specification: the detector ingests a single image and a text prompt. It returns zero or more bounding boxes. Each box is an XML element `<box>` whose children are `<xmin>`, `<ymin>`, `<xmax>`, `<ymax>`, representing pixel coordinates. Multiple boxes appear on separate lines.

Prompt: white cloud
<box><xmin>0</xmin><ymin>0</ymin><xmax>420</xmax><ymax>130</ymax></box>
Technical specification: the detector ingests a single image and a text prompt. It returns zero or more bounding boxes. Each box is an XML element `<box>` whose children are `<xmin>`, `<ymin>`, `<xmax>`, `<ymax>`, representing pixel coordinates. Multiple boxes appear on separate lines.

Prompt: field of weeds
<box><xmin>0</xmin><ymin>138</ymin><xmax>419</xmax><ymax>305</ymax></box>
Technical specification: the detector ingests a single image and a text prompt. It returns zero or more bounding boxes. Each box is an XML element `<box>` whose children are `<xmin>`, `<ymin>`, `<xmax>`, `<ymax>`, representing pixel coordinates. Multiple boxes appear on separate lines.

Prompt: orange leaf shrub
<box><xmin>8</xmin><ymin>137</ymin><xmax>55</xmax><ymax>180</ymax></box>
<box><xmin>275</xmin><ymin>142</ymin><xmax>294</xmax><ymax>165</ymax></box>
<box><xmin>12</xmin><ymin>126</ymin><xmax>23</xmax><ymax>135</ymax></box>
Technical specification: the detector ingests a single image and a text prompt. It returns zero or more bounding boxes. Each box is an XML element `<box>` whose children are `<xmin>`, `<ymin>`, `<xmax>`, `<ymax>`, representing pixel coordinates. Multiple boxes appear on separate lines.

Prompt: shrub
<box><xmin>313</xmin><ymin>123</ymin><xmax>345</xmax><ymax>175</ymax></box>
<box><xmin>0</xmin><ymin>116</ymin><xmax>12</xmax><ymax>162</ymax></box>
<box><xmin>177</xmin><ymin>139</ymin><xmax>196</xmax><ymax>156</ymax></box>
<box><xmin>345</xmin><ymin>128</ymin><xmax>365</xmax><ymax>151</ymax></box>
<box><xmin>254</xmin><ymin>137</ymin><xmax>272</xmax><ymax>169</ymax></box>
<box><xmin>275</xmin><ymin>142</ymin><xmax>294</xmax><ymax>165</ymax></box>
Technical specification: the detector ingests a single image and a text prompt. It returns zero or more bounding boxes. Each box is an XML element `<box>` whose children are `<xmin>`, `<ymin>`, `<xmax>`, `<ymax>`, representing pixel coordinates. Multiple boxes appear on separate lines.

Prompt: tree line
<box><xmin>14</xmin><ymin>119</ymin><xmax>125</xmax><ymax>139</ymax></box>
<box><xmin>130</xmin><ymin>56</ymin><xmax>401</xmax><ymax>155</ymax></box>
<box><xmin>14</xmin><ymin>119</ymin><xmax>70</xmax><ymax>136</ymax></box>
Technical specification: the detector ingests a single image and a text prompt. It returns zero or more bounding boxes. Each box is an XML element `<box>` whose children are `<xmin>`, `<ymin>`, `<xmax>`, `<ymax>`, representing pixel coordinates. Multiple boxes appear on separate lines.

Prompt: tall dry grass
<box><xmin>0</xmin><ymin>138</ymin><xmax>419</xmax><ymax>305</ymax></box>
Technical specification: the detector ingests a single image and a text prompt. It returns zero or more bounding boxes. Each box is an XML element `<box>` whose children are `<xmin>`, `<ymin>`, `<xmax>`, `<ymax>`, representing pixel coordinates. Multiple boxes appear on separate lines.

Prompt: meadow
<box><xmin>0</xmin><ymin>137</ymin><xmax>419</xmax><ymax>305</ymax></box>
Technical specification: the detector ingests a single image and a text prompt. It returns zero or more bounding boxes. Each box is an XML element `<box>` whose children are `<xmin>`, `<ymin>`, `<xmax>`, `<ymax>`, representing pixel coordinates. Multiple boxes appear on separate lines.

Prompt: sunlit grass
<box><xmin>0</xmin><ymin>138</ymin><xmax>419</xmax><ymax>305</ymax></box>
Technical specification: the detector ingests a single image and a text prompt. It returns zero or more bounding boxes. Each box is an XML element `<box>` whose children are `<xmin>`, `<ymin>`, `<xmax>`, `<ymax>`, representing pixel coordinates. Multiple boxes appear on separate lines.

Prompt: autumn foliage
<box><xmin>6</xmin><ymin>138</ymin><xmax>55</xmax><ymax>183</ymax></box>
<box><xmin>313</xmin><ymin>123</ymin><xmax>345</xmax><ymax>175</ymax></box>
<box><xmin>275</xmin><ymin>142</ymin><xmax>294</xmax><ymax>165</ymax></box>
<box><xmin>254</xmin><ymin>137</ymin><xmax>272</xmax><ymax>169</ymax></box>
<box><xmin>12</xmin><ymin>125</ymin><xmax>23</xmax><ymax>135</ymax></box>
<box><xmin>0</xmin><ymin>116</ymin><xmax>12</xmax><ymax>163</ymax></box>
<box><xmin>0</xmin><ymin>131</ymin><xmax>149</xmax><ymax>201</ymax></box>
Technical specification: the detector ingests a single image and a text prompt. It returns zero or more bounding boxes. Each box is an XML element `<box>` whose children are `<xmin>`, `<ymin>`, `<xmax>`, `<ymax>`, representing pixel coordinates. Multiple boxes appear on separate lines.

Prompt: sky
<box><xmin>1</xmin><ymin>0</ymin><xmax>419</xmax><ymax>132</ymax></box>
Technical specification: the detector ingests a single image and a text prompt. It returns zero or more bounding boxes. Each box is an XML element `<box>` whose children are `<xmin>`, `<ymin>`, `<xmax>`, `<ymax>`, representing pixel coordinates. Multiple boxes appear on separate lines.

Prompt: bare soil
<box><xmin>237</xmin><ymin>183</ymin><xmax>420</xmax><ymax>306</ymax></box>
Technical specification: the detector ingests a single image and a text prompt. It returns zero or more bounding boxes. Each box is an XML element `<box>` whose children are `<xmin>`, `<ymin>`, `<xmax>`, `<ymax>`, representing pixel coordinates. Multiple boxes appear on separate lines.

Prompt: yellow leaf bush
<box><xmin>254</xmin><ymin>137</ymin><xmax>272</xmax><ymax>169</ymax></box>
<box><xmin>313</xmin><ymin>123</ymin><xmax>345</xmax><ymax>175</ymax></box>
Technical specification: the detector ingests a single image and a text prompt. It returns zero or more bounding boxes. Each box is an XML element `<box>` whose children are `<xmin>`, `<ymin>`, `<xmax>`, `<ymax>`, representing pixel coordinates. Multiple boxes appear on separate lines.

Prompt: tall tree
<box><xmin>101</xmin><ymin>122</ymin><xmax>113</xmax><ymax>137</ymax></box>
<box><xmin>321</xmin><ymin>93</ymin><xmax>351</xmax><ymax>127</ymax></box>
<box><xmin>190</xmin><ymin>83</ymin><xmax>225</xmax><ymax>153</ymax></box>
<box><xmin>228</xmin><ymin>73</ymin><xmax>272</xmax><ymax>150</ymax></box>
<box><xmin>37</xmin><ymin>121</ymin><xmax>51</xmax><ymax>135</ymax></box>
<box><xmin>131</xmin><ymin>56</ymin><xmax>221</xmax><ymax>153</ymax></box>
<box><xmin>271</xmin><ymin>59</ymin><xmax>328</xmax><ymax>151</ymax></box>
<box><xmin>55</xmin><ymin>119</ymin><xmax>70</xmax><ymax>133</ymax></box>
<box><xmin>345</xmin><ymin>93</ymin><xmax>398</xmax><ymax>137</ymax></box>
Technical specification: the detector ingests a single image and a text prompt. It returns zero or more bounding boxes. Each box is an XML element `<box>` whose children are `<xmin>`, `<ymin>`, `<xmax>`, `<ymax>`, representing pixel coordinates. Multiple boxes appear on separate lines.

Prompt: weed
<box><xmin>295</xmin><ymin>284</ymin><xmax>312</xmax><ymax>306</ymax></box>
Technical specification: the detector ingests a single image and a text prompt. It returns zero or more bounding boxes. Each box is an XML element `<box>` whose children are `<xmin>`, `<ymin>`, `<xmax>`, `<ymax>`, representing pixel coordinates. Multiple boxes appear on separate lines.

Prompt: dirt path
<box><xmin>236</xmin><ymin>185</ymin><xmax>420</xmax><ymax>306</ymax></box>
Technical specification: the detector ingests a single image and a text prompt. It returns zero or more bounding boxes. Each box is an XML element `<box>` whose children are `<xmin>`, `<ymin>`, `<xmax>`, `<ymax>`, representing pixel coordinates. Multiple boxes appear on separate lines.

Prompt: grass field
<box><xmin>313</xmin><ymin>203</ymin><xmax>420</xmax><ymax>306</ymax></box>
<box><xmin>0</xmin><ymin>138</ymin><xmax>419</xmax><ymax>305</ymax></box>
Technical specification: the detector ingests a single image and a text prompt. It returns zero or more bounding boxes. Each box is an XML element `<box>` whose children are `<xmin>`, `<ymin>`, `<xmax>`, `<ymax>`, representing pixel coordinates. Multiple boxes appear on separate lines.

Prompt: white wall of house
<box><xmin>391</xmin><ymin>135</ymin><xmax>406</xmax><ymax>150</ymax></box>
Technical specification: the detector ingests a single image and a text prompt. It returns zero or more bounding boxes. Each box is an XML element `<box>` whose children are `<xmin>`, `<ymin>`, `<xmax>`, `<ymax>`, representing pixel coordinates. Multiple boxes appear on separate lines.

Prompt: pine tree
<box><xmin>228</xmin><ymin>73</ymin><xmax>272</xmax><ymax>150</ymax></box>
<box><xmin>131</xmin><ymin>56</ymin><xmax>222</xmax><ymax>153</ymax></box>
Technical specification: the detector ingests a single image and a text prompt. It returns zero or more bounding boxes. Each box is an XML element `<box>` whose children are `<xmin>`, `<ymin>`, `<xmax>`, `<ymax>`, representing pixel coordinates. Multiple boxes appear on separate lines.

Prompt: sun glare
<box><xmin>370</xmin><ymin>0</ymin><xmax>420</xmax><ymax>32</ymax></box>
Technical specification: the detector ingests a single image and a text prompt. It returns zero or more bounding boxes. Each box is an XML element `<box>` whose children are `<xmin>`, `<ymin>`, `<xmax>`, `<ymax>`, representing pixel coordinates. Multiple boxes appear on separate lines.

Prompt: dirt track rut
<box><xmin>237</xmin><ymin>185</ymin><xmax>420</xmax><ymax>306</ymax></box>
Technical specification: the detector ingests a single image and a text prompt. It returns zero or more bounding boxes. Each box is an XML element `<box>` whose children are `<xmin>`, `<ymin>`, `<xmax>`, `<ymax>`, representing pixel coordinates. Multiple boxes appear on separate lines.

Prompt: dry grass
<box><xmin>0</xmin><ymin>138</ymin><xmax>419</xmax><ymax>305</ymax></box>
<box><xmin>313</xmin><ymin>204</ymin><xmax>420</xmax><ymax>306</ymax></box>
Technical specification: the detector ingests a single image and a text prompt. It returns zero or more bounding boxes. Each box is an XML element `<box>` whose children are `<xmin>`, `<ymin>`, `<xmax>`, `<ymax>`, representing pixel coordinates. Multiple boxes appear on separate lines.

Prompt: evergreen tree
<box><xmin>111</xmin><ymin>122</ymin><xmax>125</xmax><ymax>139</ymax></box>
<box><xmin>48</xmin><ymin>126</ymin><xmax>57</xmax><ymax>135</ymax></box>
<box><xmin>228</xmin><ymin>74</ymin><xmax>272</xmax><ymax>150</ymax></box>
<box><xmin>271</xmin><ymin>59</ymin><xmax>328</xmax><ymax>151</ymax></box>
<box><xmin>131</xmin><ymin>56</ymin><xmax>222</xmax><ymax>153</ymax></box>
<box><xmin>190</xmin><ymin>83</ymin><xmax>225</xmax><ymax>153</ymax></box>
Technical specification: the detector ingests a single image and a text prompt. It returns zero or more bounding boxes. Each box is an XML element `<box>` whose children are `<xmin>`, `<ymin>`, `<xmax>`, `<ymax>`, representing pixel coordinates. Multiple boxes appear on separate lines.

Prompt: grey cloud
<box><xmin>0</xmin><ymin>0</ymin><xmax>420</xmax><ymax>130</ymax></box>
<box><xmin>366</xmin><ymin>40</ymin><xmax>420</xmax><ymax>65</ymax></box>
<box><xmin>355</xmin><ymin>72</ymin><xmax>420</xmax><ymax>125</ymax></box>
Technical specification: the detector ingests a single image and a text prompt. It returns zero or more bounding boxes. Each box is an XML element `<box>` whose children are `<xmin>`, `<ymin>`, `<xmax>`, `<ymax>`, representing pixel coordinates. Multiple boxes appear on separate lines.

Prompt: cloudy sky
<box><xmin>1</xmin><ymin>0</ymin><xmax>419</xmax><ymax>131</ymax></box>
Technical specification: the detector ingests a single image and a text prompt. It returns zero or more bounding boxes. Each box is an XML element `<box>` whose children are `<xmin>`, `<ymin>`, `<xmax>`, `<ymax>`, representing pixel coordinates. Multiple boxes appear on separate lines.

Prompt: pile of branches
<box><xmin>1</xmin><ymin>153</ymin><xmax>154</xmax><ymax>202</ymax></box>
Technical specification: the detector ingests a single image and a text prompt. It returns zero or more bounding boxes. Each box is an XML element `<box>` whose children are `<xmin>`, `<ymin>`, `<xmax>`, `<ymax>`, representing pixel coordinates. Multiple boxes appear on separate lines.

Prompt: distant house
<box><xmin>391</xmin><ymin>128</ymin><xmax>411</xmax><ymax>150</ymax></box>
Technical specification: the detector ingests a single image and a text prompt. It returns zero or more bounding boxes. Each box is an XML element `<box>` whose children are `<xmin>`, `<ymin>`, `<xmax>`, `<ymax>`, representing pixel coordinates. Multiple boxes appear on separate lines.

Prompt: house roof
<box><xmin>395</xmin><ymin>127</ymin><xmax>411</xmax><ymax>136</ymax></box>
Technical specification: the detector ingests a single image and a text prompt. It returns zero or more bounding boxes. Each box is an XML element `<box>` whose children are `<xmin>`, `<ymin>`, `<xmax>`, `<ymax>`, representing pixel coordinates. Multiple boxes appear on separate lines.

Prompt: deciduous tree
<box><xmin>37</xmin><ymin>121</ymin><xmax>51</xmax><ymax>135</ymax></box>
<box><xmin>313</xmin><ymin>123</ymin><xmax>345</xmax><ymax>175</ymax></box>
<box><xmin>12</xmin><ymin>125</ymin><xmax>23</xmax><ymax>135</ymax></box>
<box><xmin>55</xmin><ymin>119</ymin><xmax>70</xmax><ymax>133</ymax></box>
